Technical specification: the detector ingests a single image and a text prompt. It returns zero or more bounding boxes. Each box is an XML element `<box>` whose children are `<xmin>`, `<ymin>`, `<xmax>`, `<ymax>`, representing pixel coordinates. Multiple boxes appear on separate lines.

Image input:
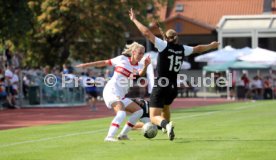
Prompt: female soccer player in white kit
<box><xmin>76</xmin><ymin>42</ymin><xmax>150</xmax><ymax>142</ymax></box>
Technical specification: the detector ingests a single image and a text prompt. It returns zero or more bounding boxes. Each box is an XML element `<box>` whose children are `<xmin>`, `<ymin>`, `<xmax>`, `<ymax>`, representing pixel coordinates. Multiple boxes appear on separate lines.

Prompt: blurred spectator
<box><xmin>22</xmin><ymin>72</ymin><xmax>30</xmax><ymax>99</ymax></box>
<box><xmin>177</xmin><ymin>80</ymin><xmax>185</xmax><ymax>98</ymax></box>
<box><xmin>241</xmin><ymin>73</ymin><xmax>250</xmax><ymax>99</ymax></box>
<box><xmin>12</xmin><ymin>52</ymin><xmax>21</xmax><ymax>68</ymax></box>
<box><xmin>4</xmin><ymin>64</ymin><xmax>17</xmax><ymax>108</ymax></box>
<box><xmin>236</xmin><ymin>75</ymin><xmax>246</xmax><ymax>100</ymax></box>
<box><xmin>229</xmin><ymin>78</ymin><xmax>236</xmax><ymax>100</ymax></box>
<box><xmin>185</xmin><ymin>81</ymin><xmax>198</xmax><ymax>98</ymax></box>
<box><xmin>10</xmin><ymin>68</ymin><xmax>20</xmax><ymax>108</ymax></box>
<box><xmin>62</xmin><ymin>64</ymin><xmax>69</xmax><ymax>74</ymax></box>
<box><xmin>63</xmin><ymin>67</ymin><xmax>77</xmax><ymax>103</ymax></box>
<box><xmin>0</xmin><ymin>55</ymin><xmax>4</xmax><ymax>69</ymax></box>
<box><xmin>96</xmin><ymin>71</ymin><xmax>104</xmax><ymax>101</ymax></box>
<box><xmin>83</xmin><ymin>70</ymin><xmax>98</xmax><ymax>111</ymax></box>
<box><xmin>43</xmin><ymin>66</ymin><xmax>51</xmax><ymax>76</ymax></box>
<box><xmin>263</xmin><ymin>76</ymin><xmax>273</xmax><ymax>99</ymax></box>
<box><xmin>214</xmin><ymin>73</ymin><xmax>223</xmax><ymax>93</ymax></box>
<box><xmin>250</xmin><ymin>76</ymin><xmax>263</xmax><ymax>100</ymax></box>
<box><xmin>104</xmin><ymin>69</ymin><xmax>113</xmax><ymax>80</ymax></box>
<box><xmin>178</xmin><ymin>80</ymin><xmax>198</xmax><ymax>98</ymax></box>
<box><xmin>241</xmin><ymin>73</ymin><xmax>250</xmax><ymax>89</ymax></box>
<box><xmin>4</xmin><ymin>45</ymin><xmax>12</xmax><ymax>66</ymax></box>
<box><xmin>11</xmin><ymin>68</ymin><xmax>19</xmax><ymax>95</ymax></box>
<box><xmin>0</xmin><ymin>71</ymin><xmax>6</xmax><ymax>109</ymax></box>
<box><xmin>52</xmin><ymin>68</ymin><xmax>63</xmax><ymax>102</ymax></box>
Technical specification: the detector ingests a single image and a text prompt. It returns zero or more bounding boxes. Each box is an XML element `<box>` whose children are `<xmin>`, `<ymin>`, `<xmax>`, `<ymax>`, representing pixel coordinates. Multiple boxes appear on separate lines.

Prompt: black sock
<box><xmin>160</xmin><ymin>120</ymin><xmax>169</xmax><ymax>129</ymax></box>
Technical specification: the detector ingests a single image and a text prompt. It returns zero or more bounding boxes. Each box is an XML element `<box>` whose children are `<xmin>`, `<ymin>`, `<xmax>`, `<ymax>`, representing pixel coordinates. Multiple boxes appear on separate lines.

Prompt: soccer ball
<box><xmin>142</xmin><ymin>122</ymin><xmax>158</xmax><ymax>139</ymax></box>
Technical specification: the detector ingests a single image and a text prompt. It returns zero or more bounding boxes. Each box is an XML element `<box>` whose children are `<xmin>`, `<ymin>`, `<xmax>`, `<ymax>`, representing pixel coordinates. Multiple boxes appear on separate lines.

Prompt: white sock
<box><xmin>106</xmin><ymin>111</ymin><xmax>126</xmax><ymax>138</ymax></box>
<box><xmin>119</xmin><ymin>109</ymin><xmax>143</xmax><ymax>136</ymax></box>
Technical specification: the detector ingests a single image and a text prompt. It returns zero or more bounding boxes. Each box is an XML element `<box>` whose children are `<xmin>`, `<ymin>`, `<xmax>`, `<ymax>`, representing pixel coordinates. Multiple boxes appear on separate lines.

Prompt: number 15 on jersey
<box><xmin>168</xmin><ymin>55</ymin><xmax>182</xmax><ymax>72</ymax></box>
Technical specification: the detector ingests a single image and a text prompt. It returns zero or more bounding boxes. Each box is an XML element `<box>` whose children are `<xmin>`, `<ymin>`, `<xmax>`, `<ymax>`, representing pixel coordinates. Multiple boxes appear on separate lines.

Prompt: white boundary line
<box><xmin>173</xmin><ymin>101</ymin><xmax>274</xmax><ymax>120</ymax></box>
<box><xmin>0</xmin><ymin>129</ymin><xmax>106</xmax><ymax>148</ymax></box>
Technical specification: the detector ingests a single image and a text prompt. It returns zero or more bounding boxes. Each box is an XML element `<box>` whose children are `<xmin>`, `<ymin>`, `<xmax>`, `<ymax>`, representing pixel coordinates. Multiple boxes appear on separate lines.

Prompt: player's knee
<box><xmin>135</xmin><ymin>109</ymin><xmax>143</xmax><ymax>118</ymax></box>
<box><xmin>116</xmin><ymin>110</ymin><xmax>126</xmax><ymax>120</ymax></box>
<box><xmin>112</xmin><ymin>110</ymin><xmax>126</xmax><ymax>125</ymax></box>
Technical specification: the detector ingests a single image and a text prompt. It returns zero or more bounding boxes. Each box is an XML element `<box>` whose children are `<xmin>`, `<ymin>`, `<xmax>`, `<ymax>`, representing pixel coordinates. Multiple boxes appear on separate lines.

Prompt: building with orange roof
<box><xmin>128</xmin><ymin>0</ymin><xmax>276</xmax><ymax>69</ymax></box>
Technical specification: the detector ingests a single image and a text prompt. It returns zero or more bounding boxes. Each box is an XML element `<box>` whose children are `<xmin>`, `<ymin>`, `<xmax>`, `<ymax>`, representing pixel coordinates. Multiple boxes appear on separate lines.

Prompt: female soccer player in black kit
<box><xmin>129</xmin><ymin>8</ymin><xmax>220</xmax><ymax>141</ymax></box>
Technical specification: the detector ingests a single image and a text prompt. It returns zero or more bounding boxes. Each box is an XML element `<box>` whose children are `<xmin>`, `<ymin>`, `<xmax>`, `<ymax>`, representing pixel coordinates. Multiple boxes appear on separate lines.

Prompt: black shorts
<box><xmin>86</xmin><ymin>91</ymin><xmax>98</xmax><ymax>98</ymax></box>
<box><xmin>5</xmin><ymin>86</ymin><xmax>16</xmax><ymax>96</ymax></box>
<box><xmin>150</xmin><ymin>84</ymin><xmax>178</xmax><ymax>109</ymax></box>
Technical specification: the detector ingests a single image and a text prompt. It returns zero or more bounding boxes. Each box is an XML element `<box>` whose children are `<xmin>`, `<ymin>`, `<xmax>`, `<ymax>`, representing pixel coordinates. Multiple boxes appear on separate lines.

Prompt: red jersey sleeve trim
<box><xmin>107</xmin><ymin>59</ymin><xmax>112</xmax><ymax>66</ymax></box>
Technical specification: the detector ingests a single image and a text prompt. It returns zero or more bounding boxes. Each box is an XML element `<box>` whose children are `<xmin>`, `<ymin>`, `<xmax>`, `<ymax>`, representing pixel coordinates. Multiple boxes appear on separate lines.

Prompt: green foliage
<box><xmin>5</xmin><ymin>0</ymin><xmax>164</xmax><ymax>67</ymax></box>
<box><xmin>0</xmin><ymin>0</ymin><xmax>33</xmax><ymax>45</ymax></box>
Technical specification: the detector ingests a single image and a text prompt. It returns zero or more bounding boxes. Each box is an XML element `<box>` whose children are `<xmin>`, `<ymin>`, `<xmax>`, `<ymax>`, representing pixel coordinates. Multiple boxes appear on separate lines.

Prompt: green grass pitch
<box><xmin>0</xmin><ymin>100</ymin><xmax>276</xmax><ymax>160</ymax></box>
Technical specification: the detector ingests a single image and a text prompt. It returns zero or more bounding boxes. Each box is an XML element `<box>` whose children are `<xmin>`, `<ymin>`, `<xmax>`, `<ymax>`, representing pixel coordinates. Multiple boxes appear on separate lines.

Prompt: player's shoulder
<box><xmin>112</xmin><ymin>55</ymin><xmax>129</xmax><ymax>62</ymax></box>
<box><xmin>114</xmin><ymin>55</ymin><xmax>125</xmax><ymax>59</ymax></box>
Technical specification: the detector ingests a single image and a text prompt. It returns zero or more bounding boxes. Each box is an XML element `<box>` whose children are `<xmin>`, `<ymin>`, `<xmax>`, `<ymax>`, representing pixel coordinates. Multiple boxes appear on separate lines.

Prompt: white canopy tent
<box><xmin>208</xmin><ymin>47</ymin><xmax>252</xmax><ymax>65</ymax></box>
<box><xmin>202</xmin><ymin>61</ymin><xmax>271</xmax><ymax>100</ymax></box>
<box><xmin>181</xmin><ymin>61</ymin><xmax>191</xmax><ymax>70</ymax></box>
<box><xmin>238</xmin><ymin>47</ymin><xmax>276</xmax><ymax>65</ymax></box>
<box><xmin>195</xmin><ymin>46</ymin><xmax>235</xmax><ymax>63</ymax></box>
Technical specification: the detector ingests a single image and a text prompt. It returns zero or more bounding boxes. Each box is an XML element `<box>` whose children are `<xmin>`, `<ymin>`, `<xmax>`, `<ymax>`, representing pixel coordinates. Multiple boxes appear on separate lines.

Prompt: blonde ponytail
<box><xmin>122</xmin><ymin>42</ymin><xmax>144</xmax><ymax>57</ymax></box>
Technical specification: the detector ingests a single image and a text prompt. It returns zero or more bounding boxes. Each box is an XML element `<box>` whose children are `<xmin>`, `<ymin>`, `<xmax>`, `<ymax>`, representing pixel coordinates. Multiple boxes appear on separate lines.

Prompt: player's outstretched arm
<box><xmin>129</xmin><ymin>8</ymin><xmax>155</xmax><ymax>44</ymax></box>
<box><xmin>156</xmin><ymin>21</ymin><xmax>166</xmax><ymax>40</ymax></box>
<box><xmin>193</xmin><ymin>41</ymin><xmax>220</xmax><ymax>54</ymax></box>
<box><xmin>75</xmin><ymin>60</ymin><xmax>109</xmax><ymax>68</ymax></box>
<box><xmin>138</xmin><ymin>56</ymin><xmax>151</xmax><ymax>76</ymax></box>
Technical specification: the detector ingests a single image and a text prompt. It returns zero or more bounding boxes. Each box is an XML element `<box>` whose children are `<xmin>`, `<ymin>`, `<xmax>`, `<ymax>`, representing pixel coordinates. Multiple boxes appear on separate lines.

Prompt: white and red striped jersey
<box><xmin>105</xmin><ymin>55</ymin><xmax>143</xmax><ymax>98</ymax></box>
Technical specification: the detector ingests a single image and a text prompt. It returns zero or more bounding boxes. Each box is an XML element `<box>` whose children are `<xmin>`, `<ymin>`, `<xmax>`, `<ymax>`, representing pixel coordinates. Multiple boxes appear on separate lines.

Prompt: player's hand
<box><xmin>129</xmin><ymin>8</ymin><xmax>136</xmax><ymax>21</ymax></box>
<box><xmin>144</xmin><ymin>55</ymin><xmax>151</xmax><ymax>67</ymax></box>
<box><xmin>75</xmin><ymin>64</ymin><xmax>86</xmax><ymax>68</ymax></box>
<box><xmin>210</xmin><ymin>41</ymin><xmax>220</xmax><ymax>49</ymax></box>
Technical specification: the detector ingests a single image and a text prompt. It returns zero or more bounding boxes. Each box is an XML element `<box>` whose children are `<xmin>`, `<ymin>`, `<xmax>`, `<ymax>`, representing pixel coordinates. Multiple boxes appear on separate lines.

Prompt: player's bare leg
<box><xmin>150</xmin><ymin>107</ymin><xmax>175</xmax><ymax>141</ymax></box>
<box><xmin>104</xmin><ymin>102</ymin><xmax>125</xmax><ymax>142</ymax></box>
<box><xmin>160</xmin><ymin>105</ymin><xmax>171</xmax><ymax>133</ymax></box>
<box><xmin>118</xmin><ymin>102</ymin><xmax>143</xmax><ymax>140</ymax></box>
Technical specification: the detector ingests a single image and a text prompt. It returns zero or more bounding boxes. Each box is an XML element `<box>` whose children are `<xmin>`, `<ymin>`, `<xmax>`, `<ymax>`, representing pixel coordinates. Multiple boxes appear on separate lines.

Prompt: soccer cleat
<box><xmin>104</xmin><ymin>136</ymin><xmax>118</xmax><ymax>142</ymax></box>
<box><xmin>117</xmin><ymin>135</ymin><xmax>130</xmax><ymax>140</ymax></box>
<box><xmin>166</xmin><ymin>121</ymin><xmax>175</xmax><ymax>141</ymax></box>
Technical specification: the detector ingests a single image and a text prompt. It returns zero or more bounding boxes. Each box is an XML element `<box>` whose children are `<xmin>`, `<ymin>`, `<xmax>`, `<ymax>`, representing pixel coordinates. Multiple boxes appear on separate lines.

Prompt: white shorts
<box><xmin>103</xmin><ymin>84</ymin><xmax>132</xmax><ymax>109</ymax></box>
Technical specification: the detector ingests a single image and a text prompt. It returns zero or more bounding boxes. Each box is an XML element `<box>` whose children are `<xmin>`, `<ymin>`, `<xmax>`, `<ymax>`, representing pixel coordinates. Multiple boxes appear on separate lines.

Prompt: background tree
<box><xmin>0</xmin><ymin>0</ymin><xmax>33</xmax><ymax>51</ymax></box>
<box><xmin>1</xmin><ymin>0</ymin><xmax>165</xmax><ymax>67</ymax></box>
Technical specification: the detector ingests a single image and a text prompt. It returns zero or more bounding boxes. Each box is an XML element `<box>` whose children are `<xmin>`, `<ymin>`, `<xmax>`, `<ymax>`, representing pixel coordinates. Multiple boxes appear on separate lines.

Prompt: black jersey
<box><xmin>156</xmin><ymin>42</ymin><xmax>185</xmax><ymax>84</ymax></box>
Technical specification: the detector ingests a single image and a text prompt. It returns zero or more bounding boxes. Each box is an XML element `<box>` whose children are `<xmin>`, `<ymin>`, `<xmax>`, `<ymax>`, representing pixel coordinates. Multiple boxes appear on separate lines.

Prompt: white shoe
<box><xmin>162</xmin><ymin>128</ymin><xmax>167</xmax><ymax>134</ymax></box>
<box><xmin>104</xmin><ymin>136</ymin><xmax>118</xmax><ymax>142</ymax></box>
<box><xmin>117</xmin><ymin>135</ymin><xmax>130</xmax><ymax>140</ymax></box>
<box><xmin>166</xmin><ymin>121</ymin><xmax>175</xmax><ymax>141</ymax></box>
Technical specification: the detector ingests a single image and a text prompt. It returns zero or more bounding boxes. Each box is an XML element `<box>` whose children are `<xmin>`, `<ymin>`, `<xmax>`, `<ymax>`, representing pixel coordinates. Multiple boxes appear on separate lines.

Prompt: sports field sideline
<box><xmin>0</xmin><ymin>98</ymin><xmax>230</xmax><ymax>130</ymax></box>
<box><xmin>0</xmin><ymin>100</ymin><xmax>275</xmax><ymax>160</ymax></box>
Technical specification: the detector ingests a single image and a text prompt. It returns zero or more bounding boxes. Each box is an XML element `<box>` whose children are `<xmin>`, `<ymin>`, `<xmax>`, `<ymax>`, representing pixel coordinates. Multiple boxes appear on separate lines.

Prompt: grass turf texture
<box><xmin>0</xmin><ymin>100</ymin><xmax>276</xmax><ymax>160</ymax></box>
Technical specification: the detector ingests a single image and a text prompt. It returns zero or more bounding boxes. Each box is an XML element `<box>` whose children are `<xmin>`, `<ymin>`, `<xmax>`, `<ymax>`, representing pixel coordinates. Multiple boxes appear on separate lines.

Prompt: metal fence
<box><xmin>19</xmin><ymin>72</ymin><xmax>86</xmax><ymax>107</ymax></box>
